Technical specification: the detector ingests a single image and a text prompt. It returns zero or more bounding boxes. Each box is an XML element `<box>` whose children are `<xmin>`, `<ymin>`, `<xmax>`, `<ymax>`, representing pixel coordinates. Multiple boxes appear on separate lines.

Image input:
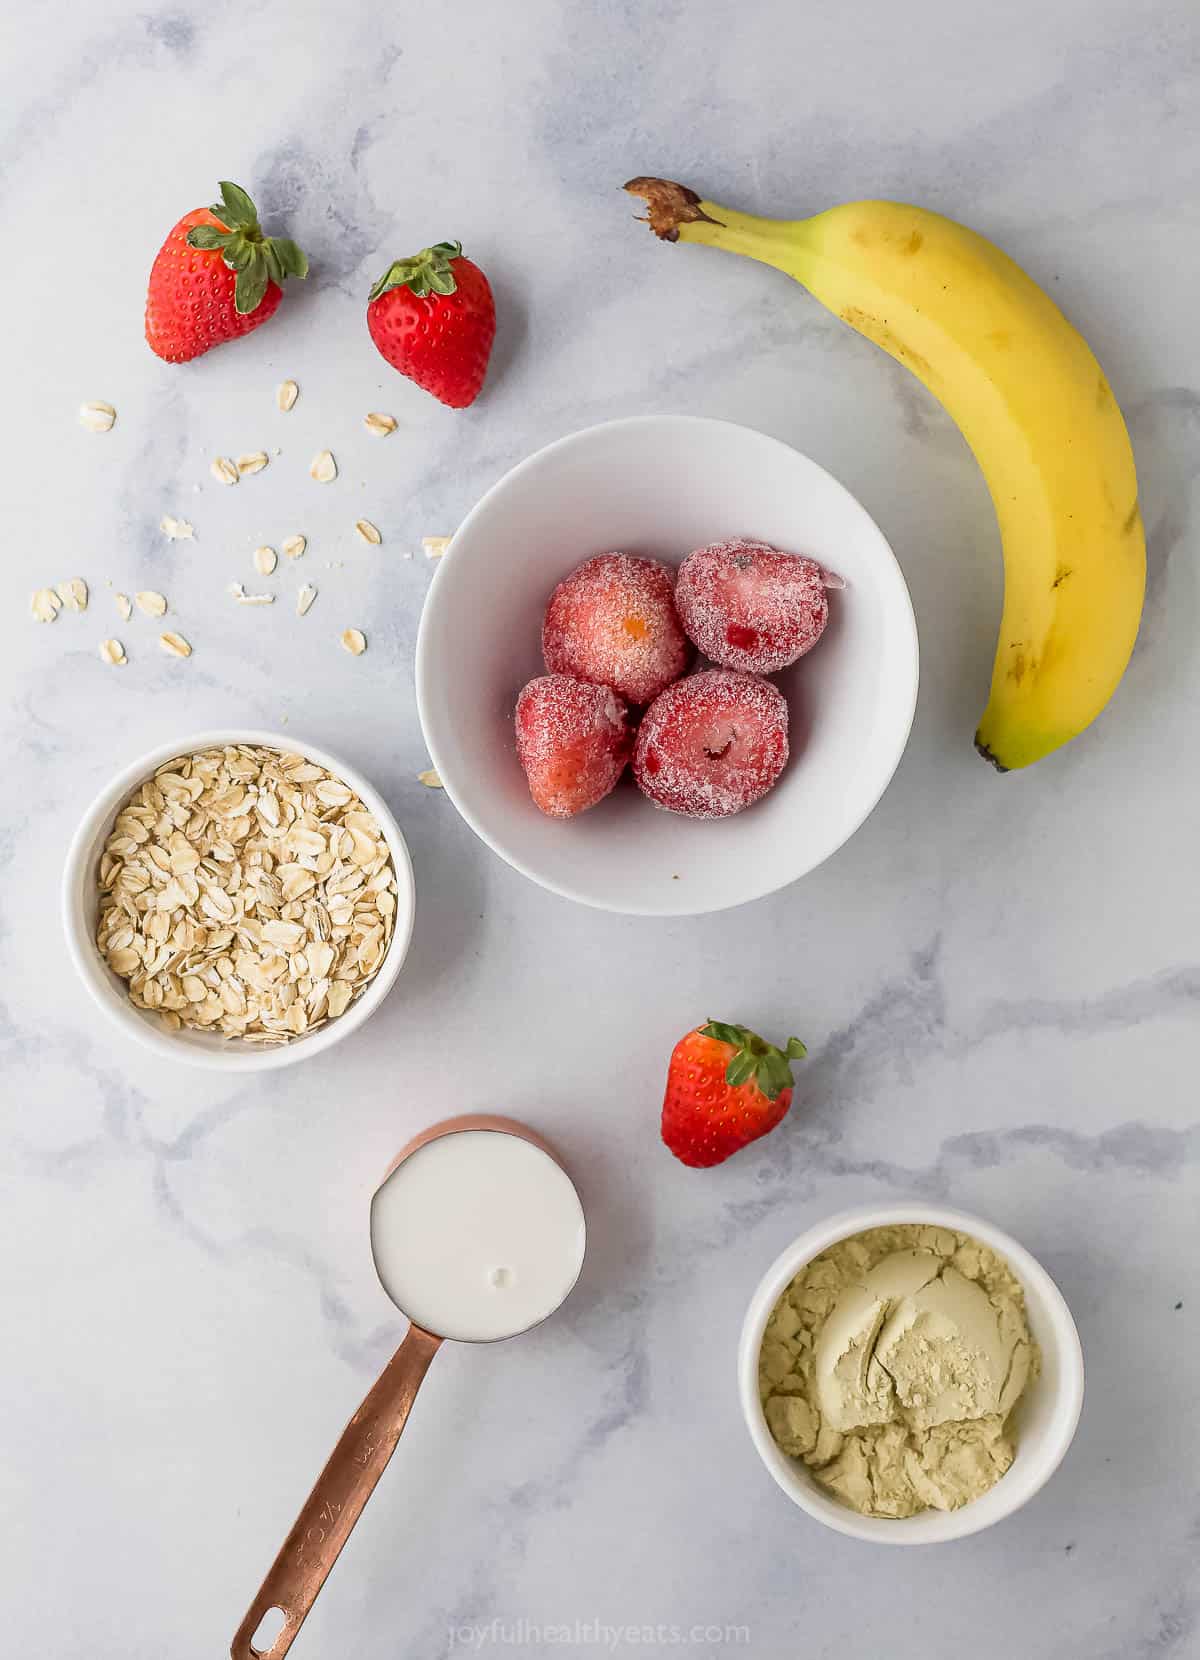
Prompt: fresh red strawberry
<box><xmin>366</xmin><ymin>241</ymin><xmax>495</xmax><ymax>408</ymax></box>
<box><xmin>515</xmin><ymin>674</ymin><xmax>631</xmax><ymax>818</ymax></box>
<box><xmin>661</xmin><ymin>1021</ymin><xmax>807</xmax><ymax>1168</ymax></box>
<box><xmin>145</xmin><ymin>181</ymin><xmax>308</xmax><ymax>363</ymax></box>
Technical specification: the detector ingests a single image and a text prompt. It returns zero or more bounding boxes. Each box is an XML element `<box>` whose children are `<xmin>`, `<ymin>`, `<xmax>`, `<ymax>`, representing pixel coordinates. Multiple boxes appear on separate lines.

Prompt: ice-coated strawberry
<box><xmin>515</xmin><ymin>675</ymin><xmax>632</xmax><ymax>819</ymax></box>
<box><xmin>633</xmin><ymin>670</ymin><xmax>788</xmax><ymax>819</ymax></box>
<box><xmin>542</xmin><ymin>553</ymin><xmax>691</xmax><ymax>706</ymax></box>
<box><xmin>675</xmin><ymin>538</ymin><xmax>832</xmax><ymax>675</ymax></box>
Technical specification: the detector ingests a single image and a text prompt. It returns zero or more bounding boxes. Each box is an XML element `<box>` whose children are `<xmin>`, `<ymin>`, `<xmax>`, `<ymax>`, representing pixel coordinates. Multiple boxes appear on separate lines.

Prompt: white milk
<box><xmin>369</xmin><ymin>1130</ymin><xmax>586</xmax><ymax>1342</ymax></box>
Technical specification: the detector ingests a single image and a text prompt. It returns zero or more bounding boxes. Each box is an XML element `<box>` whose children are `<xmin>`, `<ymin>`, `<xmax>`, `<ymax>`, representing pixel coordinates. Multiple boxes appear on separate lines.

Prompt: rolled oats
<box><xmin>277</xmin><ymin>379</ymin><xmax>299</xmax><ymax>412</ymax></box>
<box><xmin>99</xmin><ymin>638</ymin><xmax>127</xmax><ymax>665</ymax></box>
<box><xmin>80</xmin><ymin>400</ymin><xmax>117</xmax><ymax>432</ymax></box>
<box><xmin>282</xmin><ymin>535</ymin><xmax>307</xmax><ymax>560</ymax></box>
<box><xmin>341</xmin><ymin>628</ymin><xmax>367</xmax><ymax>656</ymax></box>
<box><xmin>96</xmin><ymin>744</ymin><xmax>399</xmax><ymax>1044</ymax></box>
<box><xmin>160</xmin><ymin>515</ymin><xmax>195</xmax><ymax>541</ymax></box>
<box><xmin>354</xmin><ymin>519</ymin><xmax>382</xmax><ymax>545</ymax></box>
<box><xmin>56</xmin><ymin>578</ymin><xmax>89</xmax><ymax>613</ymax></box>
<box><xmin>115</xmin><ymin>593</ymin><xmax>133</xmax><ymax>621</ymax></box>
<box><xmin>422</xmin><ymin>536</ymin><xmax>451</xmax><ymax>559</ymax></box>
<box><xmin>238</xmin><ymin>451</ymin><xmax>270</xmax><ymax>476</ymax></box>
<box><xmin>296</xmin><ymin>584</ymin><xmax>318</xmax><ymax>616</ymax></box>
<box><xmin>364</xmin><ymin>412</ymin><xmax>397</xmax><ymax>437</ymax></box>
<box><xmin>254</xmin><ymin>545</ymin><xmax>278</xmax><ymax>575</ymax></box>
<box><xmin>211</xmin><ymin>456</ymin><xmax>239</xmax><ymax>486</ymax></box>
<box><xmin>31</xmin><ymin>588</ymin><xmax>61</xmax><ymax>623</ymax></box>
<box><xmin>136</xmin><ymin>590</ymin><xmax>168</xmax><ymax>618</ymax></box>
<box><xmin>310</xmin><ymin>450</ymin><xmax>337</xmax><ymax>483</ymax></box>
<box><xmin>159</xmin><ymin>631</ymin><xmax>192</xmax><ymax>658</ymax></box>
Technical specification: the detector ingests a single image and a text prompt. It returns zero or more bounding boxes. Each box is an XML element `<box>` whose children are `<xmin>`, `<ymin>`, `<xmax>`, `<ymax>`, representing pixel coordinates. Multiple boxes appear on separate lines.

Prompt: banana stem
<box><xmin>624</xmin><ymin>177</ymin><xmax>809</xmax><ymax>278</ymax></box>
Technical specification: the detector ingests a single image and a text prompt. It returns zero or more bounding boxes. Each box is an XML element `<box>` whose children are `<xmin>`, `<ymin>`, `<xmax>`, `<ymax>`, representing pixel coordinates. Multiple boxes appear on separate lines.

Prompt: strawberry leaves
<box><xmin>208</xmin><ymin>180</ymin><xmax>258</xmax><ymax>231</ymax></box>
<box><xmin>185</xmin><ymin>181</ymin><xmax>309</xmax><ymax>315</ymax></box>
<box><xmin>185</xmin><ymin>225</ymin><xmax>229</xmax><ymax>252</ymax></box>
<box><xmin>699</xmin><ymin>1020</ymin><xmax>807</xmax><ymax>1102</ymax></box>
<box><xmin>233</xmin><ymin>257</ymin><xmax>271</xmax><ymax>318</ymax></box>
<box><xmin>269</xmin><ymin>239</ymin><xmax>308</xmax><ymax>279</ymax></box>
<box><xmin>369</xmin><ymin>241</ymin><xmax>463</xmax><ymax>302</ymax></box>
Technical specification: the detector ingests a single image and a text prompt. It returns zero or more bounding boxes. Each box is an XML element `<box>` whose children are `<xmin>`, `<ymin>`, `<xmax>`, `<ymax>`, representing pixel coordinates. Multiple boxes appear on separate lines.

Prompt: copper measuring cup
<box><xmin>231</xmin><ymin>1114</ymin><xmax>586</xmax><ymax>1659</ymax></box>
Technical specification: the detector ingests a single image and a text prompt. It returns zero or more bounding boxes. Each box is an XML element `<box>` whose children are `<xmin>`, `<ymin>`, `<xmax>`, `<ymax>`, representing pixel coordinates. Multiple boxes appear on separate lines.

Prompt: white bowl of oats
<box><xmin>62</xmin><ymin>732</ymin><xmax>416</xmax><ymax>1070</ymax></box>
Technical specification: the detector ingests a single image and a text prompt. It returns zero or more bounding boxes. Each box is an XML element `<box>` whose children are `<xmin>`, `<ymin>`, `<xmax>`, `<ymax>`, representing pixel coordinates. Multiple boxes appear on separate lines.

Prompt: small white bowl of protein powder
<box><xmin>737</xmin><ymin>1204</ymin><xmax>1084</xmax><ymax>1543</ymax></box>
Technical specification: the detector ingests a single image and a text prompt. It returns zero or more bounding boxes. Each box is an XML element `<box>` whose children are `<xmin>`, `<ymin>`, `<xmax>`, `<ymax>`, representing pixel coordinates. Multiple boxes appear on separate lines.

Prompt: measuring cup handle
<box><xmin>231</xmin><ymin>1323</ymin><xmax>442</xmax><ymax>1659</ymax></box>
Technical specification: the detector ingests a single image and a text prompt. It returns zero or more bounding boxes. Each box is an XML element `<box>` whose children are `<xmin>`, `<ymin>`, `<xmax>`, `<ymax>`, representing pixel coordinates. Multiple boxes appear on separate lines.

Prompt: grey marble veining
<box><xmin>3</xmin><ymin>1</ymin><xmax>1200</xmax><ymax>1656</ymax></box>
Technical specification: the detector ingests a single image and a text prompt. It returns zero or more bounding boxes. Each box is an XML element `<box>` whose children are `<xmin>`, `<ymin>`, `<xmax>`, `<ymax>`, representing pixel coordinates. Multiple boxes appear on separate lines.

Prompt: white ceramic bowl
<box><xmin>62</xmin><ymin>730</ymin><xmax>416</xmax><ymax>1072</ymax></box>
<box><xmin>738</xmin><ymin>1204</ymin><xmax>1085</xmax><ymax>1544</ymax></box>
<box><xmin>416</xmin><ymin>415</ymin><xmax>918</xmax><ymax>916</ymax></box>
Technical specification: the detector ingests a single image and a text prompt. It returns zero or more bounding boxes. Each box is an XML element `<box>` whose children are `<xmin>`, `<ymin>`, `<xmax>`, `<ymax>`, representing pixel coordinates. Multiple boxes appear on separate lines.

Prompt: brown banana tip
<box><xmin>973</xmin><ymin>734</ymin><xmax>1010</xmax><ymax>773</ymax></box>
<box><xmin>623</xmin><ymin>177</ymin><xmax>721</xmax><ymax>241</ymax></box>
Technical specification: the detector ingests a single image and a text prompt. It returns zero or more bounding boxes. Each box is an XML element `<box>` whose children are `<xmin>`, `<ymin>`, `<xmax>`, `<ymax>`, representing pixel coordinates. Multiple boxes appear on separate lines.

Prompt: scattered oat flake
<box><xmin>56</xmin><ymin>578</ymin><xmax>89</xmax><ymax>613</ymax></box>
<box><xmin>282</xmin><ymin>534</ymin><xmax>307</xmax><ymax>560</ymax></box>
<box><xmin>364</xmin><ymin>411</ymin><xmax>397</xmax><ymax>437</ymax></box>
<box><xmin>136</xmin><ymin>591</ymin><xmax>168</xmax><ymax>618</ymax></box>
<box><xmin>417</xmin><ymin>768</ymin><xmax>443</xmax><ymax>789</ymax></box>
<box><xmin>115</xmin><ymin>593</ymin><xmax>132</xmax><ymax>621</ymax></box>
<box><xmin>277</xmin><ymin>380</ymin><xmax>299</xmax><ymax>412</ymax></box>
<box><xmin>422</xmin><ymin>536</ymin><xmax>451</xmax><ymax>559</ymax></box>
<box><xmin>297</xmin><ymin>584</ymin><xmax>318</xmax><ymax>617</ymax></box>
<box><xmin>310</xmin><ymin>450</ymin><xmax>337</xmax><ymax>483</ymax></box>
<box><xmin>238</xmin><ymin>451</ymin><xmax>269</xmax><ymax>477</ymax></box>
<box><xmin>99</xmin><ymin>638</ymin><xmax>126</xmax><ymax>666</ymax></box>
<box><xmin>31</xmin><ymin>588</ymin><xmax>61</xmax><ymax>623</ymax></box>
<box><xmin>159</xmin><ymin>631</ymin><xmax>192</xmax><ymax>658</ymax></box>
<box><xmin>254</xmin><ymin>546</ymin><xmax>278</xmax><ymax>575</ymax></box>
<box><xmin>355</xmin><ymin>519</ymin><xmax>382</xmax><ymax>546</ymax></box>
<box><xmin>211</xmin><ymin>457</ymin><xmax>239</xmax><ymax>486</ymax></box>
<box><xmin>80</xmin><ymin>400</ymin><xmax>116</xmax><ymax>432</ymax></box>
<box><xmin>341</xmin><ymin>628</ymin><xmax>367</xmax><ymax>656</ymax></box>
<box><xmin>160</xmin><ymin>514</ymin><xmax>195</xmax><ymax>541</ymax></box>
<box><xmin>228</xmin><ymin>583</ymin><xmax>275</xmax><ymax>606</ymax></box>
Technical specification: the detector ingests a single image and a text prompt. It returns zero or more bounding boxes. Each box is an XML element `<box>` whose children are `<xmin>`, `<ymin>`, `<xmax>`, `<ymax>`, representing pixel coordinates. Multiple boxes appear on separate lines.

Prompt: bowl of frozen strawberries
<box><xmin>415</xmin><ymin>415</ymin><xmax>919</xmax><ymax>915</ymax></box>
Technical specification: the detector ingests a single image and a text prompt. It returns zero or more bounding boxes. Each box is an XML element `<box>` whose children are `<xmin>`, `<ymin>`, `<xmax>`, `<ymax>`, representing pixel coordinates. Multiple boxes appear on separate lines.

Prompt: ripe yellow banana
<box><xmin>625</xmin><ymin>178</ymin><xmax>1145</xmax><ymax>771</ymax></box>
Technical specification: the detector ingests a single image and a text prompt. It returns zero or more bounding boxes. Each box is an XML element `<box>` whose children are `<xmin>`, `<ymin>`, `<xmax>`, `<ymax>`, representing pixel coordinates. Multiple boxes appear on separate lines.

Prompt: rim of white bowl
<box><xmin>61</xmin><ymin>729</ymin><xmax>416</xmax><ymax>1072</ymax></box>
<box><xmin>737</xmin><ymin>1202</ymin><xmax>1085</xmax><ymax>1544</ymax></box>
<box><xmin>414</xmin><ymin>414</ymin><xmax>920</xmax><ymax>916</ymax></box>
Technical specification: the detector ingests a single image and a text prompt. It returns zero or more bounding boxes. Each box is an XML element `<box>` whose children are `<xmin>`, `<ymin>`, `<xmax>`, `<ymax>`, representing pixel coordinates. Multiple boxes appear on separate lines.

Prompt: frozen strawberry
<box><xmin>675</xmin><ymin>538</ymin><xmax>832</xmax><ymax>675</ymax></box>
<box><xmin>542</xmin><ymin>553</ymin><xmax>691</xmax><ymax>706</ymax></box>
<box><xmin>515</xmin><ymin>675</ymin><xmax>632</xmax><ymax>819</ymax></box>
<box><xmin>633</xmin><ymin>670</ymin><xmax>788</xmax><ymax>819</ymax></box>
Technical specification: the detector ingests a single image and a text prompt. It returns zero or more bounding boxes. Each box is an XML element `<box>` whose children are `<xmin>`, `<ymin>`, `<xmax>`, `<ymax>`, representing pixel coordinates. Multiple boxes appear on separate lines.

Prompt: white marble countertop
<box><xmin>4</xmin><ymin>2</ymin><xmax>1198</xmax><ymax>1655</ymax></box>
